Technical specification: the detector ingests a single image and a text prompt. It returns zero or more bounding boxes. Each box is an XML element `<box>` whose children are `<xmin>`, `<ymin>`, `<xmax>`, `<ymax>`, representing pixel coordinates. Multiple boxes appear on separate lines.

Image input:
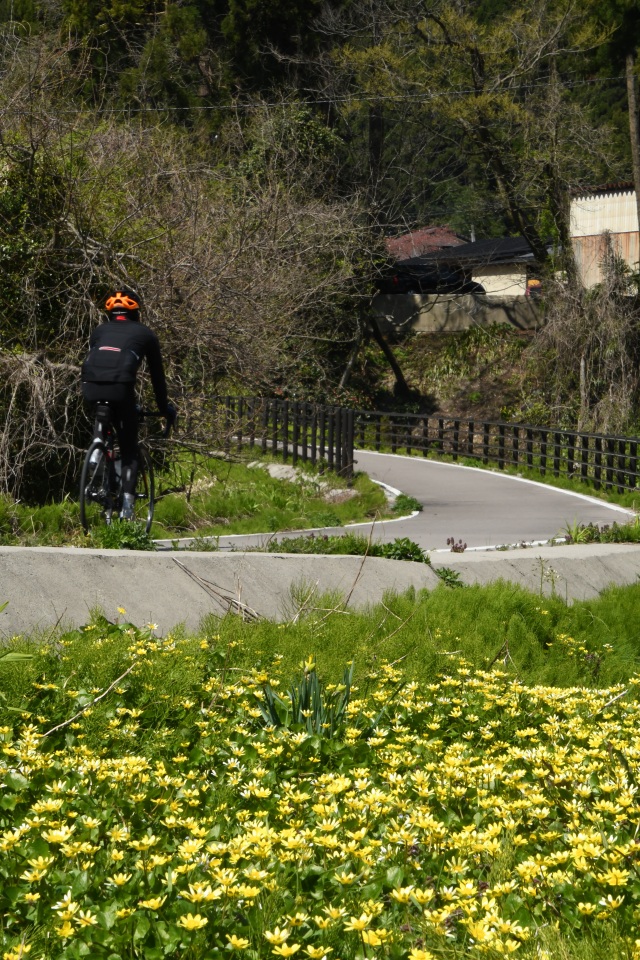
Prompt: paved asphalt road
<box><xmin>349</xmin><ymin>450</ymin><xmax>636</xmax><ymax>552</ymax></box>
<box><xmin>161</xmin><ymin>450</ymin><xmax>636</xmax><ymax>553</ymax></box>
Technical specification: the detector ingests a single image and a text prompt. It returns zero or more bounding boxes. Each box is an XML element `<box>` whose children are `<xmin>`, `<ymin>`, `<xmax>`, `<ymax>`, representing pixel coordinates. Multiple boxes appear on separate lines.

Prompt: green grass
<box><xmin>0</xmin><ymin>454</ymin><xmax>389</xmax><ymax>547</ymax></box>
<box><xmin>4</xmin><ymin>578</ymin><xmax>639</xmax><ymax>722</ymax></box>
<box><xmin>150</xmin><ymin>460</ymin><xmax>387</xmax><ymax>539</ymax></box>
<box><xmin>193</xmin><ymin>579</ymin><xmax>640</xmax><ymax>692</ymax></box>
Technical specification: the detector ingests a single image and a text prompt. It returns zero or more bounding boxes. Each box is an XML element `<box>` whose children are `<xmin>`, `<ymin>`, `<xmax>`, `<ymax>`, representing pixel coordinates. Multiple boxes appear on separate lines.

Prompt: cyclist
<box><xmin>81</xmin><ymin>285</ymin><xmax>176</xmax><ymax>520</ymax></box>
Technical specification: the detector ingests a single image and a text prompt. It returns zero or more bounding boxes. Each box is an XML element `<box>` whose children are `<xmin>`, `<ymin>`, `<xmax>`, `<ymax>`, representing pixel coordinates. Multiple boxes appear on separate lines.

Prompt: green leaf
<box><xmin>385</xmin><ymin>865</ymin><xmax>404</xmax><ymax>888</ymax></box>
<box><xmin>0</xmin><ymin>651</ymin><xmax>33</xmax><ymax>663</ymax></box>
<box><xmin>71</xmin><ymin>871</ymin><xmax>90</xmax><ymax>896</ymax></box>
<box><xmin>134</xmin><ymin>915</ymin><xmax>150</xmax><ymax>942</ymax></box>
<box><xmin>4</xmin><ymin>771</ymin><xmax>29</xmax><ymax>791</ymax></box>
<box><xmin>97</xmin><ymin>901</ymin><xmax>120</xmax><ymax>930</ymax></box>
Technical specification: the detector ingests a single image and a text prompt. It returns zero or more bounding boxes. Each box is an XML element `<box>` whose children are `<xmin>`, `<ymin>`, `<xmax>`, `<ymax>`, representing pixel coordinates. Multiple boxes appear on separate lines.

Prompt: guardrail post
<box><xmin>311</xmin><ymin>405</ymin><xmax>318</xmax><ymax>466</ymax></box>
<box><xmin>345</xmin><ymin>408</ymin><xmax>355</xmax><ymax>478</ymax></box>
<box><xmin>540</xmin><ymin>429</ymin><xmax>547</xmax><ymax>475</ymax></box>
<box><xmin>553</xmin><ymin>431</ymin><xmax>561</xmax><ymax>476</ymax></box>
<box><xmin>526</xmin><ymin>428</ymin><xmax>533</xmax><ymax>468</ymax></box>
<box><xmin>319</xmin><ymin>407</ymin><xmax>326</xmax><ymax>462</ymax></box>
<box><xmin>498</xmin><ymin>424</ymin><xmax>505</xmax><ymax>469</ymax></box>
<box><xmin>327</xmin><ymin>409</ymin><xmax>335</xmax><ymax>471</ymax></box>
<box><xmin>272</xmin><ymin>399</ymin><xmax>280</xmax><ymax>456</ymax></box>
<box><xmin>482</xmin><ymin>423</ymin><xmax>490</xmax><ymax>463</ymax></box>
<box><xmin>248</xmin><ymin>398</ymin><xmax>256</xmax><ymax>449</ymax></box>
<box><xmin>422</xmin><ymin>417</ymin><xmax>430</xmax><ymax>456</ymax></box>
<box><xmin>301</xmin><ymin>403</ymin><xmax>308</xmax><ymax>463</ymax></box>
<box><xmin>467</xmin><ymin>420</ymin><xmax>474</xmax><ymax>458</ymax></box>
<box><xmin>617</xmin><ymin>439</ymin><xmax>626</xmax><ymax>492</ymax></box>
<box><xmin>595</xmin><ymin>436</ymin><xmax>602</xmax><ymax>488</ymax></box>
<box><xmin>581</xmin><ymin>435</ymin><xmax>589</xmax><ymax>483</ymax></box>
<box><xmin>291</xmin><ymin>401</ymin><xmax>299</xmax><ymax>466</ymax></box>
<box><xmin>261</xmin><ymin>400</ymin><xmax>269</xmax><ymax>455</ymax></box>
<box><xmin>236</xmin><ymin>396</ymin><xmax>244</xmax><ymax>452</ymax></box>
<box><xmin>567</xmin><ymin>433</ymin><xmax>575</xmax><ymax>478</ymax></box>
<box><xmin>606</xmin><ymin>438</ymin><xmax>614</xmax><ymax>488</ymax></box>
<box><xmin>512</xmin><ymin>426</ymin><xmax>519</xmax><ymax>467</ymax></box>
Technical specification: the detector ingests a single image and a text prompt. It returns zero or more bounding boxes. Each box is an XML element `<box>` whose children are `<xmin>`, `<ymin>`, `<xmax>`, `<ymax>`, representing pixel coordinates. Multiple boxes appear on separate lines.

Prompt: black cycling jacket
<box><xmin>81</xmin><ymin>316</ymin><xmax>169</xmax><ymax>415</ymax></box>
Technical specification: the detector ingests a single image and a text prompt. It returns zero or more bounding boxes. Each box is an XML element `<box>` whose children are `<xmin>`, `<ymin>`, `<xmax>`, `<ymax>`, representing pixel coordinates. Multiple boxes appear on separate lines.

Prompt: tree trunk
<box><xmin>626</xmin><ymin>52</ymin><xmax>640</xmax><ymax>237</ymax></box>
<box><xmin>367</xmin><ymin>314</ymin><xmax>412</xmax><ymax>396</ymax></box>
<box><xmin>368</xmin><ymin>102</ymin><xmax>385</xmax><ymax>230</ymax></box>
<box><xmin>339</xmin><ymin>325</ymin><xmax>365</xmax><ymax>390</ymax></box>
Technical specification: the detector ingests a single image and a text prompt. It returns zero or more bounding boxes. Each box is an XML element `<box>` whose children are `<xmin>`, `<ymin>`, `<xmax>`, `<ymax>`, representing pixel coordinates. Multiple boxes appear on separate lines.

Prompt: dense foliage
<box><xmin>0</xmin><ymin>0</ymin><xmax>639</xmax><ymax>498</ymax></box>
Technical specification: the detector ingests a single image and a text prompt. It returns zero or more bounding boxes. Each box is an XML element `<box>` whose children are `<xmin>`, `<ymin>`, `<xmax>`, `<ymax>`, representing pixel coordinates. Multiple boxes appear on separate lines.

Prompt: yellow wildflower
<box><xmin>55</xmin><ymin>921</ymin><xmax>75</xmax><ymax>939</ymax></box>
<box><xmin>265</xmin><ymin>928</ymin><xmax>291</xmax><ymax>946</ymax></box>
<box><xmin>3</xmin><ymin>945</ymin><xmax>31</xmax><ymax>960</ymax></box>
<box><xmin>138</xmin><ymin>897</ymin><xmax>166</xmax><ymax>910</ymax></box>
<box><xmin>343</xmin><ymin>914</ymin><xmax>371</xmax><ymax>932</ymax></box>
<box><xmin>178</xmin><ymin>913</ymin><xmax>208</xmax><ymax>930</ymax></box>
<box><xmin>272</xmin><ymin>946</ymin><xmax>301</xmax><ymax>958</ymax></box>
<box><xmin>226</xmin><ymin>935</ymin><xmax>250</xmax><ymax>949</ymax></box>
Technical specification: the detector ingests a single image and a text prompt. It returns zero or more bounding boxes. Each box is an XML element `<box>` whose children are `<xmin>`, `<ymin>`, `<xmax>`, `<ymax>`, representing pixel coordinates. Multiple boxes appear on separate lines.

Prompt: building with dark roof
<box><xmin>400</xmin><ymin>236</ymin><xmax>545</xmax><ymax>298</ymax></box>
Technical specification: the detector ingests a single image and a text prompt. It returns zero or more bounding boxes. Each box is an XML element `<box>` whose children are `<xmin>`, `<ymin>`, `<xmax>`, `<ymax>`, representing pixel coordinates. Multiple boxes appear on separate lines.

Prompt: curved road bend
<box><xmin>162</xmin><ymin>450</ymin><xmax>636</xmax><ymax>553</ymax></box>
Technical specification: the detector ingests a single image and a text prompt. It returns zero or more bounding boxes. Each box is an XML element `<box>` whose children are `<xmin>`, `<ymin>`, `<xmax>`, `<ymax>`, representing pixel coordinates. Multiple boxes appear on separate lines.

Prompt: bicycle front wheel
<box><xmin>79</xmin><ymin>441</ymin><xmax>113</xmax><ymax>533</ymax></box>
<box><xmin>135</xmin><ymin>446</ymin><xmax>155</xmax><ymax>533</ymax></box>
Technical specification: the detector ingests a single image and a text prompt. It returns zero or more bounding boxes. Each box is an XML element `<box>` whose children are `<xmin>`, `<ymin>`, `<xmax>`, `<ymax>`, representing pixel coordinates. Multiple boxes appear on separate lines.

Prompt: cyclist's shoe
<box><xmin>120</xmin><ymin>493</ymin><xmax>136</xmax><ymax>521</ymax></box>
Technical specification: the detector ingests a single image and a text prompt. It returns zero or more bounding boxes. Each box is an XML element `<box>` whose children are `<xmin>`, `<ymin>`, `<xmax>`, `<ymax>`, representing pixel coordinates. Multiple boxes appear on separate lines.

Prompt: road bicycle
<box><xmin>79</xmin><ymin>404</ymin><xmax>169</xmax><ymax>533</ymax></box>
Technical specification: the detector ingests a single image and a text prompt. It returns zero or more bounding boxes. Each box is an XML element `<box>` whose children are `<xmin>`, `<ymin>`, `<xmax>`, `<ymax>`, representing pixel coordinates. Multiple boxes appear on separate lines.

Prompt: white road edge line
<box><xmin>354</xmin><ymin>448</ymin><xmax>636</xmax><ymax>517</ymax></box>
<box><xmin>153</xmin><ymin>480</ymin><xmax>418</xmax><ymax>547</ymax></box>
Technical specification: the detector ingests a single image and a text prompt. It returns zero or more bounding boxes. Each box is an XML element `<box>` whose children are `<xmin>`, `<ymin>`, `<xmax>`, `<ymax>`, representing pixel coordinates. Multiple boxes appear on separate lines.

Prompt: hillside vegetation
<box><xmin>1</xmin><ymin>0</ymin><xmax>640</xmax><ymax>502</ymax></box>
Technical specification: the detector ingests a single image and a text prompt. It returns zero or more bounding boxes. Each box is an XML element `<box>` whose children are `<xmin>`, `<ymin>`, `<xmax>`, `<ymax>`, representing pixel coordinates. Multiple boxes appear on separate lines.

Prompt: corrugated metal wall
<box><xmin>572</xmin><ymin>233</ymin><xmax>640</xmax><ymax>288</ymax></box>
<box><xmin>570</xmin><ymin>190</ymin><xmax>639</xmax><ymax>287</ymax></box>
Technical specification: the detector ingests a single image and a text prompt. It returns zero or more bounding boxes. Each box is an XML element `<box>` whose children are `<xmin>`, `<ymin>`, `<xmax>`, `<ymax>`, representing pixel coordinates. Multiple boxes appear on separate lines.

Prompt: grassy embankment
<box><xmin>2</xmin><ymin>581</ymin><xmax>640</xmax><ymax>959</ymax></box>
<box><xmin>0</xmin><ymin>456</ymin><xmax>389</xmax><ymax>547</ymax></box>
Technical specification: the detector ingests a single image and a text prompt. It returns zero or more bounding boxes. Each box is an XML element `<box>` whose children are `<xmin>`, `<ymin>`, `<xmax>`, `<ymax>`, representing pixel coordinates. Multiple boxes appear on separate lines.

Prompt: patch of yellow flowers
<box><xmin>2</xmin><ymin>641</ymin><xmax>640</xmax><ymax>959</ymax></box>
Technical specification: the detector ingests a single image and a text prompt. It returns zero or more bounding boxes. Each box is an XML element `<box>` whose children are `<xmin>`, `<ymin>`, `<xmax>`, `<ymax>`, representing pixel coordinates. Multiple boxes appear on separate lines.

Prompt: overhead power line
<box><xmin>3</xmin><ymin>72</ymin><xmax>627</xmax><ymax>117</ymax></box>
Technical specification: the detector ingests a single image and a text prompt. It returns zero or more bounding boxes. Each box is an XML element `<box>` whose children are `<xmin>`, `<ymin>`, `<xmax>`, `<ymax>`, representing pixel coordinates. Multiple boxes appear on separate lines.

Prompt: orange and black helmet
<box><xmin>105</xmin><ymin>286</ymin><xmax>140</xmax><ymax>313</ymax></box>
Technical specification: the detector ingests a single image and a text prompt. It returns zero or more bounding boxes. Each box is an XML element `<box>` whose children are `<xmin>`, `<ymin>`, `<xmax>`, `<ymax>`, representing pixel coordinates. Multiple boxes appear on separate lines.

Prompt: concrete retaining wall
<box><xmin>0</xmin><ymin>547</ymin><xmax>439</xmax><ymax>637</ymax></box>
<box><xmin>2</xmin><ymin>542</ymin><xmax>640</xmax><ymax>637</ymax></box>
<box><xmin>372</xmin><ymin>293</ymin><xmax>541</xmax><ymax>334</ymax></box>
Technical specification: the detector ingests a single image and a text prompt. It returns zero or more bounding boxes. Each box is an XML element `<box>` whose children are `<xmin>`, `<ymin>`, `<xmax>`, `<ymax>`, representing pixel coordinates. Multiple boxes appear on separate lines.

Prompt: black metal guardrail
<box><xmin>184</xmin><ymin>397</ymin><xmax>640</xmax><ymax>493</ymax></box>
<box><xmin>353</xmin><ymin>409</ymin><xmax>640</xmax><ymax>494</ymax></box>
<box><xmin>183</xmin><ymin>397</ymin><xmax>356</xmax><ymax>477</ymax></box>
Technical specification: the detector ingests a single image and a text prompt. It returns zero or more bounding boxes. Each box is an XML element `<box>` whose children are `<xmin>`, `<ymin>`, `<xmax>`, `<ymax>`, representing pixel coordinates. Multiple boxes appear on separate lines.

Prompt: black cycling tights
<box><xmin>83</xmin><ymin>384</ymin><xmax>139</xmax><ymax>496</ymax></box>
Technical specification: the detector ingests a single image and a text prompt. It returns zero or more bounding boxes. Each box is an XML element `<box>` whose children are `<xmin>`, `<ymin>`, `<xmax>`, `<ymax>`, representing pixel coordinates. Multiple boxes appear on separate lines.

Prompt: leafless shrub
<box><xmin>0</xmin><ymin>36</ymin><xmax>374</xmax><ymax>498</ymax></box>
<box><xmin>531</xmin><ymin>236</ymin><xmax>640</xmax><ymax>433</ymax></box>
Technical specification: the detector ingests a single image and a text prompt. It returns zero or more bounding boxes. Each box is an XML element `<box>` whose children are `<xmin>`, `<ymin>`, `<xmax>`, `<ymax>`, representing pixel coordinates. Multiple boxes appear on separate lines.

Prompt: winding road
<box><xmin>162</xmin><ymin>449</ymin><xmax>636</xmax><ymax>553</ymax></box>
<box><xmin>3</xmin><ymin>452</ymin><xmax>640</xmax><ymax>635</ymax></box>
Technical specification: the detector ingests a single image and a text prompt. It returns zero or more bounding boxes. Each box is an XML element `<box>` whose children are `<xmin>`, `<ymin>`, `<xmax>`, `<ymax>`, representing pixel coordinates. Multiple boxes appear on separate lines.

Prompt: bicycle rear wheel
<box><xmin>79</xmin><ymin>441</ymin><xmax>115</xmax><ymax>532</ymax></box>
<box><xmin>134</xmin><ymin>446</ymin><xmax>155</xmax><ymax>533</ymax></box>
